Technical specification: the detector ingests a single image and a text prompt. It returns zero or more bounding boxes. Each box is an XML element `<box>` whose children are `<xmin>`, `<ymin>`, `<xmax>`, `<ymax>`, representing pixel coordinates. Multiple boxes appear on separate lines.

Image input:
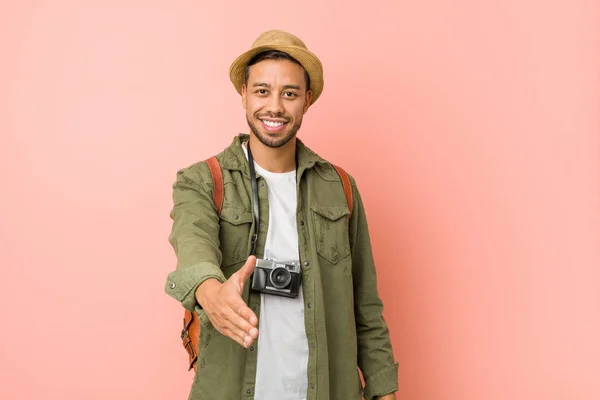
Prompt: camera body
<box><xmin>251</xmin><ymin>259</ymin><xmax>302</xmax><ymax>298</ymax></box>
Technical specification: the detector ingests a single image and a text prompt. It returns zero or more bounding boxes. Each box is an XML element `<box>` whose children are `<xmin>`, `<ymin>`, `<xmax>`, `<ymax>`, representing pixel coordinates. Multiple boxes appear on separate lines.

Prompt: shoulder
<box><xmin>172</xmin><ymin>158</ymin><xmax>217</xmax><ymax>191</ymax></box>
<box><xmin>313</xmin><ymin>161</ymin><xmax>358</xmax><ymax>190</ymax></box>
<box><xmin>299</xmin><ymin>140</ymin><xmax>357</xmax><ymax>189</ymax></box>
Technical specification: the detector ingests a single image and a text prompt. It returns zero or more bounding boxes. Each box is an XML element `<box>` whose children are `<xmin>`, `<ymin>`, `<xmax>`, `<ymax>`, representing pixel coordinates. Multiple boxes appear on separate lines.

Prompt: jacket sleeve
<box><xmin>164</xmin><ymin>162</ymin><xmax>226</xmax><ymax>312</ymax></box>
<box><xmin>348</xmin><ymin>180</ymin><xmax>399</xmax><ymax>400</ymax></box>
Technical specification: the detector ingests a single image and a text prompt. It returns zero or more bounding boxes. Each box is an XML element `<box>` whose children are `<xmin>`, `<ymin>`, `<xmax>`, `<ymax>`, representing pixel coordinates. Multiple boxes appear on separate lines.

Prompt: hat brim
<box><xmin>229</xmin><ymin>44</ymin><xmax>324</xmax><ymax>105</ymax></box>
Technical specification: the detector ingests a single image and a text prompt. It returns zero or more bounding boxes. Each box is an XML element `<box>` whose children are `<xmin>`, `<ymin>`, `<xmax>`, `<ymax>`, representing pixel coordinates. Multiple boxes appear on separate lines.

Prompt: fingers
<box><xmin>236</xmin><ymin>255</ymin><xmax>257</xmax><ymax>285</ymax></box>
<box><xmin>214</xmin><ymin>309</ymin><xmax>258</xmax><ymax>348</ymax></box>
<box><xmin>228</xmin><ymin>314</ymin><xmax>256</xmax><ymax>346</ymax></box>
<box><xmin>223</xmin><ymin>329</ymin><xmax>245</xmax><ymax>347</ymax></box>
<box><xmin>204</xmin><ymin>296</ymin><xmax>259</xmax><ymax>348</ymax></box>
<box><xmin>238</xmin><ymin>304</ymin><xmax>258</xmax><ymax>328</ymax></box>
<box><xmin>234</xmin><ymin>306</ymin><xmax>259</xmax><ymax>338</ymax></box>
<box><xmin>228</xmin><ymin>301</ymin><xmax>258</xmax><ymax>340</ymax></box>
<box><xmin>223</xmin><ymin>327</ymin><xmax>253</xmax><ymax>348</ymax></box>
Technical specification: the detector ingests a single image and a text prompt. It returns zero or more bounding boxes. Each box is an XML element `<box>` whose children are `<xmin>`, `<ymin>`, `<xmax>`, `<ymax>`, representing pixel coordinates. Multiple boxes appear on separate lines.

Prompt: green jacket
<box><xmin>165</xmin><ymin>134</ymin><xmax>398</xmax><ymax>400</ymax></box>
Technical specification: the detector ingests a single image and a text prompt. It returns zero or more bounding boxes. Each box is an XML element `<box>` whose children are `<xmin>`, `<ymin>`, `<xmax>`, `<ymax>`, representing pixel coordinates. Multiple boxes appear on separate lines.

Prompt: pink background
<box><xmin>1</xmin><ymin>1</ymin><xmax>599</xmax><ymax>399</ymax></box>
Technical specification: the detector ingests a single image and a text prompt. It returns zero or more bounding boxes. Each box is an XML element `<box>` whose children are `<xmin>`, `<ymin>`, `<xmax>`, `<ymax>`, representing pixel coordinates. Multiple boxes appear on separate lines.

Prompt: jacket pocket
<box><xmin>310</xmin><ymin>204</ymin><xmax>351</xmax><ymax>264</ymax></box>
<box><xmin>219</xmin><ymin>206</ymin><xmax>253</xmax><ymax>268</ymax></box>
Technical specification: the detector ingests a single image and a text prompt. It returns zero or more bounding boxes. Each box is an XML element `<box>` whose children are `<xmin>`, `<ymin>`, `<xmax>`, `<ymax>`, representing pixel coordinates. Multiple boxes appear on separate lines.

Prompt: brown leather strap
<box><xmin>332</xmin><ymin>164</ymin><xmax>353</xmax><ymax>218</ymax></box>
<box><xmin>181</xmin><ymin>310</ymin><xmax>198</xmax><ymax>371</ymax></box>
<box><xmin>206</xmin><ymin>156</ymin><xmax>224</xmax><ymax>215</ymax></box>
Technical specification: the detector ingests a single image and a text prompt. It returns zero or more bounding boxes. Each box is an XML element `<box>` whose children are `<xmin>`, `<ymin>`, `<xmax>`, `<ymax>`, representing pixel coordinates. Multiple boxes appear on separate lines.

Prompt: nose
<box><xmin>265</xmin><ymin>93</ymin><xmax>284</xmax><ymax>115</ymax></box>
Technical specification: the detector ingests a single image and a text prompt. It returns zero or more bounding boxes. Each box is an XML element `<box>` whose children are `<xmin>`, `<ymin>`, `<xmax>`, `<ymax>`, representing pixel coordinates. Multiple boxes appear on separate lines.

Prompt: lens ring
<box><xmin>269</xmin><ymin>267</ymin><xmax>291</xmax><ymax>289</ymax></box>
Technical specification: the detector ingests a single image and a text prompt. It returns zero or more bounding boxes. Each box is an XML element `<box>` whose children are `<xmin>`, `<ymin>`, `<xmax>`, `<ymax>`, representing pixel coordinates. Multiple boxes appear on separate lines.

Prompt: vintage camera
<box><xmin>251</xmin><ymin>259</ymin><xmax>302</xmax><ymax>298</ymax></box>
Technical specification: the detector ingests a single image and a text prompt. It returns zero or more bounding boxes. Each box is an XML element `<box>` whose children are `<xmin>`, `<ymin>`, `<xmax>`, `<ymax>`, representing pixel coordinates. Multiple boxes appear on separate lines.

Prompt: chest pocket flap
<box><xmin>219</xmin><ymin>206</ymin><xmax>253</xmax><ymax>268</ymax></box>
<box><xmin>220</xmin><ymin>206</ymin><xmax>253</xmax><ymax>225</ymax></box>
<box><xmin>310</xmin><ymin>204</ymin><xmax>351</xmax><ymax>264</ymax></box>
<box><xmin>310</xmin><ymin>205</ymin><xmax>350</xmax><ymax>221</ymax></box>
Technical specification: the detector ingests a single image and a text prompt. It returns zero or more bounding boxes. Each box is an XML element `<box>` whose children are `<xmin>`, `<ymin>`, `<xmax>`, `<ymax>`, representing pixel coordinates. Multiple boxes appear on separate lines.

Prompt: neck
<box><xmin>246</xmin><ymin>135</ymin><xmax>297</xmax><ymax>173</ymax></box>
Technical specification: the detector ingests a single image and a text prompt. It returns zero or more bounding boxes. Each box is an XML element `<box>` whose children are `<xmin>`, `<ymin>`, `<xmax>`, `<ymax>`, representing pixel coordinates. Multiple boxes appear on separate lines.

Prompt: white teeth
<box><xmin>263</xmin><ymin>120</ymin><xmax>284</xmax><ymax>127</ymax></box>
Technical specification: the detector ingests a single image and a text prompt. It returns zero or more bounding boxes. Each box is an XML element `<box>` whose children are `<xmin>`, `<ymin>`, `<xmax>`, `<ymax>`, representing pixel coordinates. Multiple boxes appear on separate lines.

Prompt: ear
<box><xmin>303</xmin><ymin>90</ymin><xmax>313</xmax><ymax>114</ymax></box>
<box><xmin>241</xmin><ymin>84</ymin><xmax>247</xmax><ymax>109</ymax></box>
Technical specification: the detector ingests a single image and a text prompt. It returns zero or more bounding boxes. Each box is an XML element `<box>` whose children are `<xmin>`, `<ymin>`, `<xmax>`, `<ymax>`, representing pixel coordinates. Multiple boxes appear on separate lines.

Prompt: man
<box><xmin>165</xmin><ymin>29</ymin><xmax>398</xmax><ymax>400</ymax></box>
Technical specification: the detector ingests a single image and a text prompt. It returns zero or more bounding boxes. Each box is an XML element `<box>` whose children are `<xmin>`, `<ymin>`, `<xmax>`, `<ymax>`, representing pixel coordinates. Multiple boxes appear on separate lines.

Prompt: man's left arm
<box><xmin>348</xmin><ymin>180</ymin><xmax>399</xmax><ymax>400</ymax></box>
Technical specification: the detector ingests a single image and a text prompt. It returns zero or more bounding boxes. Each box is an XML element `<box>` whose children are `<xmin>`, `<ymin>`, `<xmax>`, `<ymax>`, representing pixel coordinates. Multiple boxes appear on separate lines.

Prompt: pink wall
<box><xmin>1</xmin><ymin>1</ymin><xmax>599</xmax><ymax>399</ymax></box>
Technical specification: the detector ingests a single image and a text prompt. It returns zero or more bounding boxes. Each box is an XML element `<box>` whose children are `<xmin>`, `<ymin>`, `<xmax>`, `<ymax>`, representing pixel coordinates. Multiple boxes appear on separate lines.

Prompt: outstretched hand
<box><xmin>195</xmin><ymin>256</ymin><xmax>259</xmax><ymax>348</ymax></box>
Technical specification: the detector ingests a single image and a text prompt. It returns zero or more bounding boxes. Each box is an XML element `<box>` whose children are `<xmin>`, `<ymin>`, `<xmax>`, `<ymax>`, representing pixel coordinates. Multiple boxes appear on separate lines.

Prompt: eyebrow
<box><xmin>252</xmin><ymin>82</ymin><xmax>302</xmax><ymax>90</ymax></box>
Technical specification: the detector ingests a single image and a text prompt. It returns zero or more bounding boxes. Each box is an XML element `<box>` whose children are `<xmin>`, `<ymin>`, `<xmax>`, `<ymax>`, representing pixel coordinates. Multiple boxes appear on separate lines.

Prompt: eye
<box><xmin>255</xmin><ymin>89</ymin><xmax>268</xmax><ymax>95</ymax></box>
<box><xmin>283</xmin><ymin>91</ymin><xmax>298</xmax><ymax>98</ymax></box>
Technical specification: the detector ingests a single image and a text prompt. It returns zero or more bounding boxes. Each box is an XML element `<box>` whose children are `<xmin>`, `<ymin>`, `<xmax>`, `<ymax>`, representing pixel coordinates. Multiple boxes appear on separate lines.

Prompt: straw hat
<box><xmin>229</xmin><ymin>30</ymin><xmax>324</xmax><ymax>104</ymax></box>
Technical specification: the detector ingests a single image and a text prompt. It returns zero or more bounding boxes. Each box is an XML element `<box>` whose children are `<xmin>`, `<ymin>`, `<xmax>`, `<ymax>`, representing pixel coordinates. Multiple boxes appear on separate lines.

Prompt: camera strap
<box><xmin>246</xmin><ymin>141</ymin><xmax>259</xmax><ymax>256</ymax></box>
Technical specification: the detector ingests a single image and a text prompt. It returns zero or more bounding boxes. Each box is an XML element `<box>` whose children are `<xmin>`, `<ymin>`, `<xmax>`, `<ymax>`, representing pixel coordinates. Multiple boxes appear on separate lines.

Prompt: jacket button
<box><xmin>303</xmin><ymin>261</ymin><xmax>310</xmax><ymax>267</ymax></box>
<box><xmin>246</xmin><ymin>389</ymin><xmax>252</xmax><ymax>395</ymax></box>
<box><xmin>307</xmin><ymin>303</ymin><xmax>312</xmax><ymax>309</ymax></box>
<box><xmin>300</xmin><ymin>220</ymin><xmax>305</xmax><ymax>226</ymax></box>
<box><xmin>233</xmin><ymin>214</ymin><xmax>239</xmax><ymax>220</ymax></box>
<box><xmin>249</xmin><ymin>346</ymin><xmax>255</xmax><ymax>351</ymax></box>
<box><xmin>169</xmin><ymin>282</ymin><xmax>175</xmax><ymax>289</ymax></box>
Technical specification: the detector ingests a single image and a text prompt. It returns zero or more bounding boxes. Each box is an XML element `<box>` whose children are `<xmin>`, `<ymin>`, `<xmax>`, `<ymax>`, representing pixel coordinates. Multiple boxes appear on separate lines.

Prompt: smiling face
<box><xmin>242</xmin><ymin>58</ymin><xmax>312</xmax><ymax>148</ymax></box>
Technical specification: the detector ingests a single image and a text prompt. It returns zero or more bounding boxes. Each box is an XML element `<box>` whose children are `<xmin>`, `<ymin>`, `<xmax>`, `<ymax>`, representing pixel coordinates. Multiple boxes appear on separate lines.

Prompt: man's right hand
<box><xmin>195</xmin><ymin>256</ymin><xmax>259</xmax><ymax>348</ymax></box>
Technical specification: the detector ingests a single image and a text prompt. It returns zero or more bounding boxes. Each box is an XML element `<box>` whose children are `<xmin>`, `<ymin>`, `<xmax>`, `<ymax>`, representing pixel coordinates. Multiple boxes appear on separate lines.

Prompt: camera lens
<box><xmin>270</xmin><ymin>267</ymin><xmax>291</xmax><ymax>289</ymax></box>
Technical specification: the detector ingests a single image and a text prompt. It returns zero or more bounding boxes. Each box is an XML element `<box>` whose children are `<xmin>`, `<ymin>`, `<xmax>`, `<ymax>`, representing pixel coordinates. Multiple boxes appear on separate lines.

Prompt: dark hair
<box><xmin>244</xmin><ymin>50</ymin><xmax>311</xmax><ymax>92</ymax></box>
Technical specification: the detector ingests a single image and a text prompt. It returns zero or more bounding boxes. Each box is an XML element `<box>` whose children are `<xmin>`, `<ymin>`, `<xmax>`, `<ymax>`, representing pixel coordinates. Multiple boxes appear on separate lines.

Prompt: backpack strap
<box><xmin>206</xmin><ymin>156</ymin><xmax>224</xmax><ymax>215</ymax></box>
<box><xmin>332</xmin><ymin>164</ymin><xmax>353</xmax><ymax>218</ymax></box>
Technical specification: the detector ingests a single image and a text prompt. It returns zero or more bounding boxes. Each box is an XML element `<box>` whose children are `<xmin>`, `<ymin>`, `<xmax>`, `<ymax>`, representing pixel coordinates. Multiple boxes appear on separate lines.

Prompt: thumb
<box><xmin>235</xmin><ymin>255</ymin><xmax>257</xmax><ymax>286</ymax></box>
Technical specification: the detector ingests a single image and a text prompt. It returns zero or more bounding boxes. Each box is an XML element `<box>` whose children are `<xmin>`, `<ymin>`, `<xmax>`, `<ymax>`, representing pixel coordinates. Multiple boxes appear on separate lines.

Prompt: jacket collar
<box><xmin>219</xmin><ymin>133</ymin><xmax>324</xmax><ymax>175</ymax></box>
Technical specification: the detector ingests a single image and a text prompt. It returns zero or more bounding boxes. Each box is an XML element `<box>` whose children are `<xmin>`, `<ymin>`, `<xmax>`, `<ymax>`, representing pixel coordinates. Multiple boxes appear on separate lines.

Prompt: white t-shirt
<box><xmin>242</xmin><ymin>144</ymin><xmax>309</xmax><ymax>400</ymax></box>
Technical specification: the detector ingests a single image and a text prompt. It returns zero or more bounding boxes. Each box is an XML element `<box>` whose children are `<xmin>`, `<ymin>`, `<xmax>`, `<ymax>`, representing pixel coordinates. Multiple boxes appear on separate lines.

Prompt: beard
<box><xmin>246</xmin><ymin>113</ymin><xmax>302</xmax><ymax>148</ymax></box>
